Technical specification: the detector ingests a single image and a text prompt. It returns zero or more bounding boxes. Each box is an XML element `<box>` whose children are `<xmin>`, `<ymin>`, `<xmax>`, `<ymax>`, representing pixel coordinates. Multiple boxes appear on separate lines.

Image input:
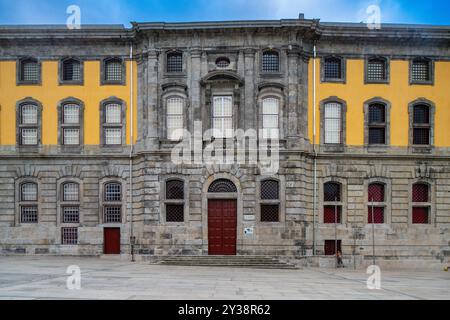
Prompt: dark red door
<box><xmin>208</xmin><ymin>200</ymin><xmax>237</xmax><ymax>255</ymax></box>
<box><xmin>104</xmin><ymin>228</ymin><xmax>120</xmax><ymax>254</ymax></box>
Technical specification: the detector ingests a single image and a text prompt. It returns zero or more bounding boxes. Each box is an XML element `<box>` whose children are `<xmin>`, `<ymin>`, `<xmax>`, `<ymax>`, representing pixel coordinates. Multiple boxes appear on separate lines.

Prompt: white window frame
<box><xmin>212</xmin><ymin>95</ymin><xmax>233</xmax><ymax>138</ymax></box>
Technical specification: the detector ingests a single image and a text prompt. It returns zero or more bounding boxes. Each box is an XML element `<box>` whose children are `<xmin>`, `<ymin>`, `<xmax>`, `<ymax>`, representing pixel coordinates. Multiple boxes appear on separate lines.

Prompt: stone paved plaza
<box><xmin>0</xmin><ymin>256</ymin><xmax>448</xmax><ymax>300</ymax></box>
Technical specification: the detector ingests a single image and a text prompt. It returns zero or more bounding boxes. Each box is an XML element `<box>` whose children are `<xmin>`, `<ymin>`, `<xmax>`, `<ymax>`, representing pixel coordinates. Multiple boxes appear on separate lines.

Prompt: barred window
<box><xmin>260</xmin><ymin>204</ymin><xmax>279</xmax><ymax>222</ymax></box>
<box><xmin>105</xmin><ymin>58</ymin><xmax>123</xmax><ymax>82</ymax></box>
<box><xmin>167</xmin><ymin>52</ymin><xmax>183</xmax><ymax>73</ymax></box>
<box><xmin>20</xmin><ymin>58</ymin><xmax>39</xmax><ymax>82</ymax></box>
<box><xmin>103</xmin><ymin>102</ymin><xmax>123</xmax><ymax>146</ymax></box>
<box><xmin>261</xmin><ymin>180</ymin><xmax>279</xmax><ymax>200</ymax></box>
<box><xmin>324</xmin><ymin>182</ymin><xmax>341</xmax><ymax>202</ymax></box>
<box><xmin>105</xmin><ymin>183</ymin><xmax>122</xmax><ymax>201</ymax></box>
<box><xmin>411</xmin><ymin>59</ymin><xmax>431</xmax><ymax>82</ymax></box>
<box><xmin>216</xmin><ymin>57</ymin><xmax>230</xmax><ymax>68</ymax></box>
<box><xmin>21</xmin><ymin>182</ymin><xmax>37</xmax><ymax>201</ymax></box>
<box><xmin>63</xmin><ymin>128</ymin><xmax>80</xmax><ymax>145</ymax></box>
<box><xmin>412</xmin><ymin>105</ymin><xmax>430</xmax><ymax>145</ymax></box>
<box><xmin>324</xmin><ymin>102</ymin><xmax>342</xmax><ymax>144</ymax></box>
<box><xmin>62</xmin><ymin>227</ymin><xmax>78</xmax><ymax>244</ymax></box>
<box><xmin>104</xmin><ymin>206</ymin><xmax>122</xmax><ymax>223</ymax></box>
<box><xmin>63</xmin><ymin>104</ymin><xmax>80</xmax><ymax>124</ymax></box>
<box><xmin>166</xmin><ymin>180</ymin><xmax>184</xmax><ymax>200</ymax></box>
<box><xmin>412</xmin><ymin>207</ymin><xmax>429</xmax><ymax>224</ymax></box>
<box><xmin>262</xmin><ymin>50</ymin><xmax>279</xmax><ymax>73</ymax></box>
<box><xmin>21</xmin><ymin>206</ymin><xmax>38</xmax><ymax>223</ymax></box>
<box><xmin>262</xmin><ymin>97</ymin><xmax>279</xmax><ymax>139</ymax></box>
<box><xmin>105</xmin><ymin>103</ymin><xmax>122</xmax><ymax>124</ymax></box>
<box><xmin>21</xmin><ymin>104</ymin><xmax>38</xmax><ymax>124</ymax></box>
<box><xmin>324</xmin><ymin>206</ymin><xmax>341</xmax><ymax>223</ymax></box>
<box><xmin>166</xmin><ymin>204</ymin><xmax>184</xmax><ymax>222</ymax></box>
<box><xmin>19</xmin><ymin>103</ymin><xmax>39</xmax><ymax>146</ymax></box>
<box><xmin>212</xmin><ymin>96</ymin><xmax>233</xmax><ymax>138</ymax></box>
<box><xmin>208</xmin><ymin>179</ymin><xmax>237</xmax><ymax>193</ymax></box>
<box><xmin>105</xmin><ymin>128</ymin><xmax>122</xmax><ymax>145</ymax></box>
<box><xmin>368</xmin><ymin>182</ymin><xmax>386</xmax><ymax>224</ymax></box>
<box><xmin>62</xmin><ymin>59</ymin><xmax>81</xmax><ymax>81</ymax></box>
<box><xmin>367</xmin><ymin>58</ymin><xmax>386</xmax><ymax>81</ymax></box>
<box><xmin>167</xmin><ymin>97</ymin><xmax>184</xmax><ymax>140</ymax></box>
<box><xmin>412</xmin><ymin>183</ymin><xmax>430</xmax><ymax>224</ymax></box>
<box><xmin>324</xmin><ymin>57</ymin><xmax>342</xmax><ymax>80</ymax></box>
<box><xmin>63</xmin><ymin>183</ymin><xmax>79</xmax><ymax>201</ymax></box>
<box><xmin>413</xmin><ymin>183</ymin><xmax>429</xmax><ymax>203</ymax></box>
<box><xmin>62</xmin><ymin>207</ymin><xmax>79</xmax><ymax>223</ymax></box>
<box><xmin>368</xmin><ymin>104</ymin><xmax>386</xmax><ymax>145</ymax></box>
<box><xmin>21</xmin><ymin>128</ymin><xmax>38</xmax><ymax>145</ymax></box>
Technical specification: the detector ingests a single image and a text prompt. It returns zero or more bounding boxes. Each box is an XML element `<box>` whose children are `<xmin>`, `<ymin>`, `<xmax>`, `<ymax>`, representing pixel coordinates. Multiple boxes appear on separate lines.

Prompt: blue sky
<box><xmin>0</xmin><ymin>0</ymin><xmax>448</xmax><ymax>26</ymax></box>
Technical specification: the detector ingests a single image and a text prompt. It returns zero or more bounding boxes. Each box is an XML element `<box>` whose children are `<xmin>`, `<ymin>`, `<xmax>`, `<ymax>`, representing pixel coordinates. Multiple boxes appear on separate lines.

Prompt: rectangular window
<box><xmin>368</xmin><ymin>128</ymin><xmax>386</xmax><ymax>144</ymax></box>
<box><xmin>324</xmin><ymin>240</ymin><xmax>341</xmax><ymax>256</ymax></box>
<box><xmin>106</xmin><ymin>61</ymin><xmax>122</xmax><ymax>82</ymax></box>
<box><xmin>21</xmin><ymin>128</ymin><xmax>38</xmax><ymax>145</ymax></box>
<box><xmin>367</xmin><ymin>60</ymin><xmax>386</xmax><ymax>81</ymax></box>
<box><xmin>412</xmin><ymin>61</ymin><xmax>430</xmax><ymax>82</ymax></box>
<box><xmin>105</xmin><ymin>104</ymin><xmax>121</xmax><ymax>124</ymax></box>
<box><xmin>167</xmin><ymin>98</ymin><xmax>184</xmax><ymax>140</ymax></box>
<box><xmin>21</xmin><ymin>105</ymin><xmax>38</xmax><ymax>124</ymax></box>
<box><xmin>212</xmin><ymin>96</ymin><xmax>233</xmax><ymax>138</ymax></box>
<box><xmin>262</xmin><ymin>98</ymin><xmax>279</xmax><ymax>139</ymax></box>
<box><xmin>324</xmin><ymin>103</ymin><xmax>341</xmax><ymax>144</ymax></box>
<box><xmin>62</xmin><ymin>227</ymin><xmax>78</xmax><ymax>245</ymax></box>
<box><xmin>63</xmin><ymin>61</ymin><xmax>81</xmax><ymax>81</ymax></box>
<box><xmin>324</xmin><ymin>59</ymin><xmax>342</xmax><ymax>80</ymax></box>
<box><xmin>22</xmin><ymin>61</ymin><xmax>39</xmax><ymax>82</ymax></box>
<box><xmin>412</xmin><ymin>207</ymin><xmax>429</xmax><ymax>224</ymax></box>
<box><xmin>413</xmin><ymin>128</ymin><xmax>430</xmax><ymax>145</ymax></box>
<box><xmin>167</xmin><ymin>53</ymin><xmax>183</xmax><ymax>73</ymax></box>
<box><xmin>62</xmin><ymin>207</ymin><xmax>80</xmax><ymax>223</ymax></box>
<box><xmin>105</xmin><ymin>128</ymin><xmax>122</xmax><ymax>145</ymax></box>
<box><xmin>63</xmin><ymin>104</ymin><xmax>80</xmax><ymax>124</ymax></box>
<box><xmin>260</xmin><ymin>204</ymin><xmax>279</xmax><ymax>222</ymax></box>
<box><xmin>63</xmin><ymin>128</ymin><xmax>80</xmax><ymax>145</ymax></box>
<box><xmin>368</xmin><ymin>207</ymin><xmax>384</xmax><ymax>224</ymax></box>
<box><xmin>323</xmin><ymin>206</ymin><xmax>341</xmax><ymax>223</ymax></box>
<box><xmin>413</xmin><ymin>184</ymin><xmax>429</xmax><ymax>202</ymax></box>
<box><xmin>166</xmin><ymin>204</ymin><xmax>184</xmax><ymax>222</ymax></box>
<box><xmin>104</xmin><ymin>206</ymin><xmax>122</xmax><ymax>223</ymax></box>
<box><xmin>21</xmin><ymin>206</ymin><xmax>38</xmax><ymax>223</ymax></box>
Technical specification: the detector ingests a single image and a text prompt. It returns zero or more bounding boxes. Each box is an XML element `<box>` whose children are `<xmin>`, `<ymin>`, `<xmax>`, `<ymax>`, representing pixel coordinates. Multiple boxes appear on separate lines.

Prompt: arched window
<box><xmin>101</xmin><ymin>100</ymin><xmax>124</xmax><ymax>146</ymax></box>
<box><xmin>367</xmin><ymin>57</ymin><xmax>387</xmax><ymax>82</ymax></box>
<box><xmin>412</xmin><ymin>183</ymin><xmax>430</xmax><ymax>224</ymax></box>
<box><xmin>412</xmin><ymin>104</ymin><xmax>430</xmax><ymax>145</ymax></box>
<box><xmin>61</xmin><ymin>102</ymin><xmax>81</xmax><ymax>145</ymax></box>
<box><xmin>19</xmin><ymin>58</ymin><xmax>40</xmax><ymax>83</ymax></box>
<box><xmin>260</xmin><ymin>179</ymin><xmax>280</xmax><ymax>222</ymax></box>
<box><xmin>165</xmin><ymin>179</ymin><xmax>185</xmax><ymax>222</ymax></box>
<box><xmin>19</xmin><ymin>182</ymin><xmax>38</xmax><ymax>223</ymax></box>
<box><xmin>166</xmin><ymin>51</ymin><xmax>183</xmax><ymax>73</ymax></box>
<box><xmin>208</xmin><ymin>179</ymin><xmax>237</xmax><ymax>193</ymax></box>
<box><xmin>62</xmin><ymin>58</ymin><xmax>81</xmax><ymax>82</ymax></box>
<box><xmin>18</xmin><ymin>102</ymin><xmax>39</xmax><ymax>146</ymax></box>
<box><xmin>104</xmin><ymin>58</ymin><xmax>123</xmax><ymax>83</ymax></box>
<box><xmin>262</xmin><ymin>50</ymin><xmax>279</xmax><ymax>73</ymax></box>
<box><xmin>261</xmin><ymin>97</ymin><xmax>279</xmax><ymax>139</ymax></box>
<box><xmin>368</xmin><ymin>103</ymin><xmax>386</xmax><ymax>145</ymax></box>
<box><xmin>368</xmin><ymin>183</ymin><xmax>385</xmax><ymax>224</ymax></box>
<box><xmin>324</xmin><ymin>102</ymin><xmax>342</xmax><ymax>144</ymax></box>
<box><xmin>323</xmin><ymin>182</ymin><xmax>342</xmax><ymax>223</ymax></box>
<box><xmin>166</xmin><ymin>97</ymin><xmax>184</xmax><ymax>140</ymax></box>
<box><xmin>103</xmin><ymin>182</ymin><xmax>122</xmax><ymax>223</ymax></box>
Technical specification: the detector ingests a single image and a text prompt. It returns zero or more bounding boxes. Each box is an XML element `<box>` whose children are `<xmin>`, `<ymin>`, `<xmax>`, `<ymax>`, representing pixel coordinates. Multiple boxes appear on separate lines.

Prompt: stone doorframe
<box><xmin>201</xmin><ymin>173</ymin><xmax>243</xmax><ymax>255</ymax></box>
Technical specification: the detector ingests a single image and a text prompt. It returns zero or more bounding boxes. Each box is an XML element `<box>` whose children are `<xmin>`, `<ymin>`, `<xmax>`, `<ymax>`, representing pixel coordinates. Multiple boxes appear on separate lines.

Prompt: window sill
<box><xmin>100</xmin><ymin>81</ymin><xmax>125</xmax><ymax>86</ymax></box>
<box><xmin>17</xmin><ymin>81</ymin><xmax>41</xmax><ymax>86</ymax></box>
<box><xmin>365</xmin><ymin>79</ymin><xmax>390</xmax><ymax>85</ymax></box>
<box><xmin>164</xmin><ymin>72</ymin><xmax>187</xmax><ymax>78</ymax></box>
<box><xmin>321</xmin><ymin>78</ymin><xmax>346</xmax><ymax>84</ymax></box>
<box><xmin>366</xmin><ymin>145</ymin><xmax>388</xmax><ymax>153</ymax></box>
<box><xmin>321</xmin><ymin>144</ymin><xmax>345</xmax><ymax>153</ymax></box>
<box><xmin>260</xmin><ymin>72</ymin><xmax>283</xmax><ymax>78</ymax></box>
<box><xmin>59</xmin><ymin>80</ymin><xmax>84</xmax><ymax>86</ymax></box>
<box><xmin>410</xmin><ymin>146</ymin><xmax>433</xmax><ymax>154</ymax></box>
<box><xmin>409</xmin><ymin>80</ymin><xmax>434</xmax><ymax>86</ymax></box>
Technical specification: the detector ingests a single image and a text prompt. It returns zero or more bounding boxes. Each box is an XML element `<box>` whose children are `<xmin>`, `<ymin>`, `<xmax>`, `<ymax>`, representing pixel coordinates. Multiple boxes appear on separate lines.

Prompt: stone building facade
<box><xmin>0</xmin><ymin>19</ymin><xmax>449</xmax><ymax>267</ymax></box>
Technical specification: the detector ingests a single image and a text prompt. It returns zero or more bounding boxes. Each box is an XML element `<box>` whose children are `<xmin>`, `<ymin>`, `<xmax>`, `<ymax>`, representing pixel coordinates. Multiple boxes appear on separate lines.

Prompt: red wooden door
<box><xmin>104</xmin><ymin>228</ymin><xmax>120</xmax><ymax>254</ymax></box>
<box><xmin>208</xmin><ymin>200</ymin><xmax>237</xmax><ymax>255</ymax></box>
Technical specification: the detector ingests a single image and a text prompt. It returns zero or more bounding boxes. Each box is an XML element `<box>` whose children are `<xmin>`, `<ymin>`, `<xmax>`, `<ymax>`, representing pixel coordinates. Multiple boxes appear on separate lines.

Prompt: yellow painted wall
<box><xmin>308</xmin><ymin>59</ymin><xmax>450</xmax><ymax>147</ymax></box>
<box><xmin>0</xmin><ymin>60</ymin><xmax>137</xmax><ymax>145</ymax></box>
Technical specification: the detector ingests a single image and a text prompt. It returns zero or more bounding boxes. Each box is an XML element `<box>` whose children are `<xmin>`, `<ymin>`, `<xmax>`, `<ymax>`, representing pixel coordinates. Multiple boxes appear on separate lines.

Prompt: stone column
<box><xmin>145</xmin><ymin>48</ymin><xmax>160</xmax><ymax>150</ymax></box>
<box><xmin>190</xmin><ymin>47</ymin><xmax>202</xmax><ymax>133</ymax></box>
<box><xmin>286</xmin><ymin>44</ymin><xmax>302</xmax><ymax>148</ymax></box>
<box><xmin>243</xmin><ymin>48</ymin><xmax>256</xmax><ymax>131</ymax></box>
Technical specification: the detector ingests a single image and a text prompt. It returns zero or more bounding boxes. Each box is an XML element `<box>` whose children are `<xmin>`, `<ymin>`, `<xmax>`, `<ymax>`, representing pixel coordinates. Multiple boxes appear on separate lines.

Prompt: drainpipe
<box><xmin>129</xmin><ymin>42</ymin><xmax>135</xmax><ymax>262</ymax></box>
<box><xmin>312</xmin><ymin>43</ymin><xmax>318</xmax><ymax>256</ymax></box>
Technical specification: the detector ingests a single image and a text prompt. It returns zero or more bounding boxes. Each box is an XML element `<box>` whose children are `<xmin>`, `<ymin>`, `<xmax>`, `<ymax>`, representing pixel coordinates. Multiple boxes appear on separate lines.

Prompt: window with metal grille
<box><xmin>324</xmin><ymin>182</ymin><xmax>341</xmax><ymax>202</ymax></box>
<box><xmin>216</xmin><ymin>57</ymin><xmax>230</xmax><ymax>68</ymax></box>
<box><xmin>262</xmin><ymin>98</ymin><xmax>279</xmax><ymax>139</ymax></box>
<box><xmin>105</xmin><ymin>183</ymin><xmax>121</xmax><ymax>201</ymax></box>
<box><xmin>411</xmin><ymin>59</ymin><xmax>431</xmax><ymax>82</ymax></box>
<box><xmin>324</xmin><ymin>57</ymin><xmax>342</xmax><ymax>80</ymax></box>
<box><xmin>261</xmin><ymin>204</ymin><xmax>279</xmax><ymax>222</ymax></box>
<box><xmin>62</xmin><ymin>207</ymin><xmax>79</xmax><ymax>223</ymax></box>
<box><xmin>62</xmin><ymin>227</ymin><xmax>78</xmax><ymax>244</ymax></box>
<box><xmin>261</xmin><ymin>180</ymin><xmax>279</xmax><ymax>200</ymax></box>
<box><xmin>167</xmin><ymin>52</ymin><xmax>183</xmax><ymax>73</ymax></box>
<box><xmin>212</xmin><ymin>96</ymin><xmax>233</xmax><ymax>138</ymax></box>
<box><xmin>208</xmin><ymin>179</ymin><xmax>237</xmax><ymax>193</ymax></box>
<box><xmin>19</xmin><ymin>104</ymin><xmax>39</xmax><ymax>145</ymax></box>
<box><xmin>412</xmin><ymin>105</ymin><xmax>430</xmax><ymax>145</ymax></box>
<box><xmin>262</xmin><ymin>51</ymin><xmax>279</xmax><ymax>73</ymax></box>
<box><xmin>324</xmin><ymin>102</ymin><xmax>342</xmax><ymax>144</ymax></box>
<box><xmin>166</xmin><ymin>180</ymin><xmax>184</xmax><ymax>199</ymax></box>
<box><xmin>324</xmin><ymin>206</ymin><xmax>341</xmax><ymax>223</ymax></box>
<box><xmin>413</xmin><ymin>183</ymin><xmax>429</xmax><ymax>202</ymax></box>
<box><xmin>21</xmin><ymin>182</ymin><xmax>37</xmax><ymax>201</ymax></box>
<box><xmin>167</xmin><ymin>97</ymin><xmax>184</xmax><ymax>140</ymax></box>
<box><xmin>104</xmin><ymin>128</ymin><xmax>121</xmax><ymax>145</ymax></box>
<box><xmin>412</xmin><ymin>207</ymin><xmax>429</xmax><ymax>224</ymax></box>
<box><xmin>104</xmin><ymin>206</ymin><xmax>122</xmax><ymax>223</ymax></box>
<box><xmin>368</xmin><ymin>104</ymin><xmax>386</xmax><ymax>145</ymax></box>
<box><xmin>368</xmin><ymin>183</ymin><xmax>385</xmax><ymax>202</ymax></box>
<box><xmin>62</xmin><ymin>59</ymin><xmax>81</xmax><ymax>81</ymax></box>
<box><xmin>105</xmin><ymin>104</ymin><xmax>122</xmax><ymax>124</ymax></box>
<box><xmin>324</xmin><ymin>240</ymin><xmax>341</xmax><ymax>256</ymax></box>
<box><xmin>368</xmin><ymin>206</ymin><xmax>384</xmax><ymax>224</ymax></box>
<box><xmin>63</xmin><ymin>104</ymin><xmax>79</xmax><ymax>124</ymax></box>
<box><xmin>103</xmin><ymin>103</ymin><xmax>123</xmax><ymax>146</ymax></box>
<box><xmin>21</xmin><ymin>206</ymin><xmax>38</xmax><ymax>223</ymax></box>
<box><xmin>63</xmin><ymin>183</ymin><xmax>79</xmax><ymax>201</ymax></box>
<box><xmin>166</xmin><ymin>204</ymin><xmax>184</xmax><ymax>222</ymax></box>
<box><xmin>105</xmin><ymin>59</ymin><xmax>122</xmax><ymax>82</ymax></box>
<box><xmin>20</xmin><ymin>128</ymin><xmax>38</xmax><ymax>145</ymax></box>
<box><xmin>61</xmin><ymin>103</ymin><xmax>81</xmax><ymax>146</ymax></box>
<box><xmin>63</xmin><ymin>128</ymin><xmax>80</xmax><ymax>145</ymax></box>
<box><xmin>367</xmin><ymin>58</ymin><xmax>386</xmax><ymax>81</ymax></box>
<box><xmin>20</xmin><ymin>59</ymin><xmax>39</xmax><ymax>82</ymax></box>
<box><xmin>21</xmin><ymin>104</ymin><xmax>38</xmax><ymax>124</ymax></box>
